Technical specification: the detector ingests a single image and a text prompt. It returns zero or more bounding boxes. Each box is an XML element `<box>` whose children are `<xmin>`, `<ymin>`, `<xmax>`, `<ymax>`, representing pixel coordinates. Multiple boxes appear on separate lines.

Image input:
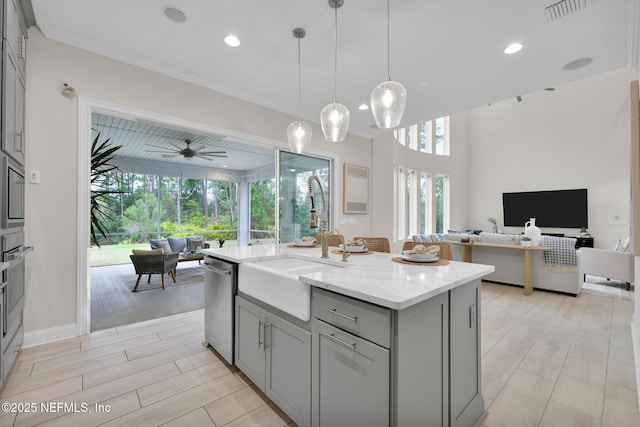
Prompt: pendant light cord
<box><xmin>297</xmin><ymin>36</ymin><xmax>302</xmax><ymax>121</ymax></box>
<box><xmin>333</xmin><ymin>4</ymin><xmax>338</xmax><ymax>103</ymax></box>
<box><xmin>386</xmin><ymin>0</ymin><xmax>391</xmax><ymax>81</ymax></box>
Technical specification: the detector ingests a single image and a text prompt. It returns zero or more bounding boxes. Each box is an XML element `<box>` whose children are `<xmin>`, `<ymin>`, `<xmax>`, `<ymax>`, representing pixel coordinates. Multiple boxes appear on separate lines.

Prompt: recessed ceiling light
<box><xmin>223</xmin><ymin>165</ymin><xmax>229</xmax><ymax>168</ymax></box>
<box><xmin>163</xmin><ymin>7</ymin><xmax>186</xmax><ymax>23</ymax></box>
<box><xmin>504</xmin><ymin>42</ymin><xmax>523</xmax><ymax>55</ymax></box>
<box><xmin>358</xmin><ymin>104</ymin><xmax>369</xmax><ymax>111</ymax></box>
<box><xmin>563</xmin><ymin>57</ymin><xmax>593</xmax><ymax>70</ymax></box>
<box><xmin>224</xmin><ymin>35</ymin><xmax>240</xmax><ymax>47</ymax></box>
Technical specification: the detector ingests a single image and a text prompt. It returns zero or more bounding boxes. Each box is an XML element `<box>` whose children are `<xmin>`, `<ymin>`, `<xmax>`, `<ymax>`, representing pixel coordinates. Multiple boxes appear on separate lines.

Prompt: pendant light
<box><xmin>370</xmin><ymin>0</ymin><xmax>406</xmax><ymax>129</ymax></box>
<box><xmin>320</xmin><ymin>0</ymin><xmax>350</xmax><ymax>143</ymax></box>
<box><xmin>287</xmin><ymin>28</ymin><xmax>312</xmax><ymax>153</ymax></box>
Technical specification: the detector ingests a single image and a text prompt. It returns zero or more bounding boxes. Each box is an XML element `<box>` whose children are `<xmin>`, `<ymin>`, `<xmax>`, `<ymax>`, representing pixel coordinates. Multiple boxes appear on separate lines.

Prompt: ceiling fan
<box><xmin>145</xmin><ymin>139</ymin><xmax>228</xmax><ymax>161</ymax></box>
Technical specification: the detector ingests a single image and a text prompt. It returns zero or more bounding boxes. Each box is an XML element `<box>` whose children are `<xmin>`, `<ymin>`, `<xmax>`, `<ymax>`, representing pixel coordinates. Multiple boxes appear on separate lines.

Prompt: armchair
<box><xmin>130</xmin><ymin>251</ymin><xmax>180</xmax><ymax>291</ymax></box>
<box><xmin>576</xmin><ymin>247</ymin><xmax>634</xmax><ymax>290</ymax></box>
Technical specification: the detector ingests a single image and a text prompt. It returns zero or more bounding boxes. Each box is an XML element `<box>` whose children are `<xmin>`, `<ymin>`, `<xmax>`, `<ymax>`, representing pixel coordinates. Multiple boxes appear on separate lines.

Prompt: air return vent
<box><xmin>544</xmin><ymin>0</ymin><xmax>589</xmax><ymax>21</ymax></box>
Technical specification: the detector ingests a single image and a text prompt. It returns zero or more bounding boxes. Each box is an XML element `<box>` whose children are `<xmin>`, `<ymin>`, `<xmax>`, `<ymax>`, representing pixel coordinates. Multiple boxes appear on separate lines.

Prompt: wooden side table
<box><xmin>452</xmin><ymin>242</ymin><xmax>551</xmax><ymax>296</ymax></box>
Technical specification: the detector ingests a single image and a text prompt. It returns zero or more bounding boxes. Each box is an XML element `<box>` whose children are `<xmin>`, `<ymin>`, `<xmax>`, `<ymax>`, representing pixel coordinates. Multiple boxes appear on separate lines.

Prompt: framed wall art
<box><xmin>343</xmin><ymin>163</ymin><xmax>369</xmax><ymax>214</ymax></box>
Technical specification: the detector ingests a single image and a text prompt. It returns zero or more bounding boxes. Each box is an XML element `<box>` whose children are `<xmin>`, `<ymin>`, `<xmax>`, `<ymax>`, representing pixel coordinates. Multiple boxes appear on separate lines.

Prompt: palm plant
<box><xmin>91</xmin><ymin>132</ymin><xmax>122</xmax><ymax>247</ymax></box>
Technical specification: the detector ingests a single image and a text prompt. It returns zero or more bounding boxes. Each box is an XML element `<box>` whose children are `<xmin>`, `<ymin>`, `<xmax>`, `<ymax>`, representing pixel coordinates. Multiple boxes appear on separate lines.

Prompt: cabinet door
<box><xmin>235</xmin><ymin>296</ymin><xmax>266</xmax><ymax>388</ymax></box>
<box><xmin>266</xmin><ymin>313</ymin><xmax>311</xmax><ymax>427</ymax></box>
<box><xmin>312</xmin><ymin>319</ymin><xmax>389</xmax><ymax>427</ymax></box>
<box><xmin>4</xmin><ymin>0</ymin><xmax>26</xmax><ymax>75</ymax></box>
<box><xmin>449</xmin><ymin>280</ymin><xmax>486</xmax><ymax>427</ymax></box>
<box><xmin>2</xmin><ymin>45</ymin><xmax>23</xmax><ymax>165</ymax></box>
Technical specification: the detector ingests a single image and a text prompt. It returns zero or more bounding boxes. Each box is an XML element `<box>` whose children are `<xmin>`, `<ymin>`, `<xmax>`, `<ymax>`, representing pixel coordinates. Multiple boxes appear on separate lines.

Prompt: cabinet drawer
<box><xmin>312</xmin><ymin>288</ymin><xmax>391</xmax><ymax>348</ymax></box>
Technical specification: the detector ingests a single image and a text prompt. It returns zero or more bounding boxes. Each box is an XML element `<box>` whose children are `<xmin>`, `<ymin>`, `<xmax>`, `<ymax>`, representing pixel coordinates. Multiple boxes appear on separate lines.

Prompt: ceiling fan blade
<box><xmin>198</xmin><ymin>151</ymin><xmax>227</xmax><ymax>156</ymax></box>
<box><xmin>145</xmin><ymin>143</ymin><xmax>175</xmax><ymax>150</ymax></box>
<box><xmin>145</xmin><ymin>149</ymin><xmax>176</xmax><ymax>154</ymax></box>
<box><xmin>168</xmin><ymin>141</ymin><xmax>187</xmax><ymax>150</ymax></box>
<box><xmin>193</xmin><ymin>153</ymin><xmax>218</xmax><ymax>160</ymax></box>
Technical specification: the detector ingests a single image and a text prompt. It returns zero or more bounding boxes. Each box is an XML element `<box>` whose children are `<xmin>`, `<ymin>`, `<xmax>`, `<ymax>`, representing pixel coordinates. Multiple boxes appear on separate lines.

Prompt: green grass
<box><xmin>90</xmin><ymin>240</ymin><xmax>245</xmax><ymax>267</ymax></box>
<box><xmin>90</xmin><ymin>243</ymin><xmax>150</xmax><ymax>266</ymax></box>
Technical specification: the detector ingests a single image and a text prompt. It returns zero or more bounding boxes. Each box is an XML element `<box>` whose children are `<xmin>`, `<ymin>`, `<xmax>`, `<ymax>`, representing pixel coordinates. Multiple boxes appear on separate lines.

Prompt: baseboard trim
<box><xmin>631</xmin><ymin>314</ymin><xmax>640</xmax><ymax>410</ymax></box>
<box><xmin>22</xmin><ymin>323</ymin><xmax>78</xmax><ymax>349</ymax></box>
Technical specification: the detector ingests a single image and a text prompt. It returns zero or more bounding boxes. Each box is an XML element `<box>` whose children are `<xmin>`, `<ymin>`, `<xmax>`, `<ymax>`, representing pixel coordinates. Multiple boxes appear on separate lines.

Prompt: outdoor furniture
<box><xmin>150</xmin><ymin>236</ymin><xmax>210</xmax><ymax>265</ymax></box>
<box><xmin>129</xmin><ymin>251</ymin><xmax>179</xmax><ymax>291</ymax></box>
<box><xmin>354</xmin><ymin>236</ymin><xmax>390</xmax><ymax>253</ymax></box>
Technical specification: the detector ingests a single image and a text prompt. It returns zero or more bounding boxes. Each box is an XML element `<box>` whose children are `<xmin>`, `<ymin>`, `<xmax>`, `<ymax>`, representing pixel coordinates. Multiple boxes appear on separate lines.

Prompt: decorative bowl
<box><xmin>293</xmin><ymin>238</ymin><xmax>316</xmax><ymax>247</ymax></box>
<box><xmin>339</xmin><ymin>244</ymin><xmax>367</xmax><ymax>253</ymax></box>
<box><xmin>402</xmin><ymin>251</ymin><xmax>438</xmax><ymax>262</ymax></box>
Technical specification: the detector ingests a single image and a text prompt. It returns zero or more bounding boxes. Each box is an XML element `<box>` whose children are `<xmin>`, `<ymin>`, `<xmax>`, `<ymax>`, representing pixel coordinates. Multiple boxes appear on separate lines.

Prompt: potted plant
<box><xmin>521</xmin><ymin>236</ymin><xmax>532</xmax><ymax>247</ymax></box>
<box><xmin>91</xmin><ymin>132</ymin><xmax>122</xmax><ymax>247</ymax></box>
<box><xmin>579</xmin><ymin>227</ymin><xmax>590</xmax><ymax>237</ymax></box>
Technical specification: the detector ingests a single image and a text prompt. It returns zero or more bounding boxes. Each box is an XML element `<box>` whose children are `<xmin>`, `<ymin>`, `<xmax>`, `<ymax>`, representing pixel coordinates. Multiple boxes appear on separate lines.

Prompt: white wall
<box><xmin>24</xmin><ymin>28</ymin><xmax>373</xmax><ymax>337</ymax></box>
<box><xmin>458</xmin><ymin>67</ymin><xmax>635</xmax><ymax>250</ymax></box>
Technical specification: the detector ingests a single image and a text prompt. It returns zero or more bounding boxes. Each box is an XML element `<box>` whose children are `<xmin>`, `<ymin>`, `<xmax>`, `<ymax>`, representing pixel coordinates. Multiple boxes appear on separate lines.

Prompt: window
<box><xmin>435</xmin><ymin>174</ymin><xmax>449</xmax><ymax>234</ymax></box>
<box><xmin>435</xmin><ymin>117</ymin><xmax>449</xmax><ymax>155</ymax></box>
<box><xmin>277</xmin><ymin>151</ymin><xmax>331</xmax><ymax>243</ymax></box>
<box><xmin>419</xmin><ymin>173</ymin><xmax>432</xmax><ymax>233</ymax></box>
<box><xmin>396</xmin><ymin>116</ymin><xmax>449</xmax><ymax>155</ymax></box>
<box><xmin>249</xmin><ymin>178</ymin><xmax>276</xmax><ymax>242</ymax></box>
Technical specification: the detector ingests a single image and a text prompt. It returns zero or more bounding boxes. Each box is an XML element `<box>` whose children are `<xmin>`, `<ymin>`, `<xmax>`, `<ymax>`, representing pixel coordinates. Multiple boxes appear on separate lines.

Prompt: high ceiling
<box><xmin>31</xmin><ymin>0</ymin><xmax>637</xmax><ymax>141</ymax></box>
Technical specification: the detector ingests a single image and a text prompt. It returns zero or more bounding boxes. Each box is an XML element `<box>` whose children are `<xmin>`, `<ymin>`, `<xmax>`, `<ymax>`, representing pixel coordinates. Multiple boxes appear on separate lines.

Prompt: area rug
<box><xmin>120</xmin><ymin>267</ymin><xmax>204</xmax><ymax>292</ymax></box>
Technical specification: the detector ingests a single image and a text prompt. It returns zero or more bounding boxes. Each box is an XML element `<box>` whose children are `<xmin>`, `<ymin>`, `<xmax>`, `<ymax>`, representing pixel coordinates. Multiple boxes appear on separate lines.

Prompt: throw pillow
<box><xmin>132</xmin><ymin>249</ymin><xmax>163</xmax><ymax>255</ymax></box>
<box><xmin>168</xmin><ymin>237</ymin><xmax>187</xmax><ymax>253</ymax></box>
<box><xmin>155</xmin><ymin>240</ymin><xmax>172</xmax><ymax>254</ymax></box>
<box><xmin>186</xmin><ymin>236</ymin><xmax>204</xmax><ymax>250</ymax></box>
<box><xmin>190</xmin><ymin>239</ymin><xmax>204</xmax><ymax>252</ymax></box>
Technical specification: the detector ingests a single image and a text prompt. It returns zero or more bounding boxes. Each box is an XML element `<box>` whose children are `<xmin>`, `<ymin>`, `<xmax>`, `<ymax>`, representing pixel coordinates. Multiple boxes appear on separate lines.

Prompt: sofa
<box><xmin>150</xmin><ymin>236</ymin><xmax>208</xmax><ymax>254</ymax></box>
<box><xmin>444</xmin><ymin>232</ymin><xmax>581</xmax><ymax>295</ymax></box>
<box><xmin>576</xmin><ymin>246</ymin><xmax>634</xmax><ymax>290</ymax></box>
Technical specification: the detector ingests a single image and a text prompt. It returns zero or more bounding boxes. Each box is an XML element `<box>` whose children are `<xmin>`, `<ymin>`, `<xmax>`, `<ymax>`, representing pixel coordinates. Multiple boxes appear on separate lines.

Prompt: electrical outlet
<box><xmin>28</xmin><ymin>170</ymin><xmax>40</xmax><ymax>184</ymax></box>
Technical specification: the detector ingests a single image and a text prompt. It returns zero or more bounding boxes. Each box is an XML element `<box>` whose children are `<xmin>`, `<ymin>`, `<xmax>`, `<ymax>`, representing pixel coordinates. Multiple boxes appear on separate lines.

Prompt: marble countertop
<box><xmin>202</xmin><ymin>244</ymin><xmax>494</xmax><ymax>310</ymax></box>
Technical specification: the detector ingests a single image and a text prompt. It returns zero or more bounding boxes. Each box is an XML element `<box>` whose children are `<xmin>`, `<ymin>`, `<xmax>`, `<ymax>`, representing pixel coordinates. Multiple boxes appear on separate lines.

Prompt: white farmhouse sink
<box><xmin>238</xmin><ymin>257</ymin><xmax>343</xmax><ymax>321</ymax></box>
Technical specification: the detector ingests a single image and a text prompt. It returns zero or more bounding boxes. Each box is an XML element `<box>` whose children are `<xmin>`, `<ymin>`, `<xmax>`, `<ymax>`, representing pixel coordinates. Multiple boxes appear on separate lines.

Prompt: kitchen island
<box><xmin>202</xmin><ymin>244</ymin><xmax>494</xmax><ymax>427</ymax></box>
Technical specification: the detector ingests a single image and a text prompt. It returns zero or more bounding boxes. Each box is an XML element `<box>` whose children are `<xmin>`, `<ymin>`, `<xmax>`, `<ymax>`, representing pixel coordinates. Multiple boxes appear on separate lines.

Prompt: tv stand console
<box><xmin>572</xmin><ymin>236</ymin><xmax>594</xmax><ymax>249</ymax></box>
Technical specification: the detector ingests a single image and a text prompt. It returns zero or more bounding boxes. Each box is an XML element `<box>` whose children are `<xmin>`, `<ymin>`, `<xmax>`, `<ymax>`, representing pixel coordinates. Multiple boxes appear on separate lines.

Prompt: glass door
<box><xmin>277</xmin><ymin>151</ymin><xmax>331</xmax><ymax>243</ymax></box>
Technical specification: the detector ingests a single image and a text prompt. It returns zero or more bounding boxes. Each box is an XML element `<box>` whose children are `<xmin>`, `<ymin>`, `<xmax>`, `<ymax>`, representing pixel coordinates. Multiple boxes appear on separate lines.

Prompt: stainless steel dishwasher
<box><xmin>203</xmin><ymin>255</ymin><xmax>238</xmax><ymax>365</ymax></box>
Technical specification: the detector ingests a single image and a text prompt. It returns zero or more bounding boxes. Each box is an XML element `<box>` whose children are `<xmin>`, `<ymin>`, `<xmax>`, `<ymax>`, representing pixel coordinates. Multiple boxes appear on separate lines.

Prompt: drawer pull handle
<box><xmin>258</xmin><ymin>321</ymin><xmax>264</xmax><ymax>348</ymax></box>
<box><xmin>321</xmin><ymin>332</ymin><xmax>356</xmax><ymax>350</ymax></box>
<box><xmin>324</xmin><ymin>308</ymin><xmax>357</xmax><ymax>323</ymax></box>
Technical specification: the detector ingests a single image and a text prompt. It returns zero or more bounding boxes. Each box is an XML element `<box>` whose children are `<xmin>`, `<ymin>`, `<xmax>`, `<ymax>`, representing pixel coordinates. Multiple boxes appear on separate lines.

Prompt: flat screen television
<box><xmin>502</xmin><ymin>189</ymin><xmax>588</xmax><ymax>228</ymax></box>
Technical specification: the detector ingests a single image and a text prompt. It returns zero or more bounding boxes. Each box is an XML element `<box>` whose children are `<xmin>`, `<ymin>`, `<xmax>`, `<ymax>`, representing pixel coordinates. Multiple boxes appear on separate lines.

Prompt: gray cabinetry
<box><xmin>235</xmin><ymin>295</ymin><xmax>266</xmax><ymax>387</ymax></box>
<box><xmin>311</xmin><ymin>282</ymin><xmax>484</xmax><ymax>427</ymax></box>
<box><xmin>312</xmin><ymin>318</ymin><xmax>389</xmax><ymax>427</ymax></box>
<box><xmin>235</xmin><ymin>296</ymin><xmax>311</xmax><ymax>427</ymax></box>
<box><xmin>449</xmin><ymin>280</ymin><xmax>484</xmax><ymax>427</ymax></box>
<box><xmin>1</xmin><ymin>0</ymin><xmax>26</xmax><ymax>166</ymax></box>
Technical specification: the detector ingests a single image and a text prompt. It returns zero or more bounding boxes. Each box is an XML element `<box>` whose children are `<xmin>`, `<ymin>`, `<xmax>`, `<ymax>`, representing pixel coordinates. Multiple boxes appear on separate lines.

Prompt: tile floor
<box><xmin>0</xmin><ymin>281</ymin><xmax>636</xmax><ymax>426</ymax></box>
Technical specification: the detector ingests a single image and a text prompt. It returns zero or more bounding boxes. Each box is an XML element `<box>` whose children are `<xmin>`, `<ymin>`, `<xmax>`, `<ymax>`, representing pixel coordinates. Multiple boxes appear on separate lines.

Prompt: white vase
<box><xmin>524</xmin><ymin>218</ymin><xmax>542</xmax><ymax>246</ymax></box>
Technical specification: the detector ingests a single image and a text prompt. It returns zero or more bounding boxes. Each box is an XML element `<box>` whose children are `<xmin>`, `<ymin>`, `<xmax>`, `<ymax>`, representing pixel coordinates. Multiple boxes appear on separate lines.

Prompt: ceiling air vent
<box><xmin>544</xmin><ymin>0</ymin><xmax>589</xmax><ymax>21</ymax></box>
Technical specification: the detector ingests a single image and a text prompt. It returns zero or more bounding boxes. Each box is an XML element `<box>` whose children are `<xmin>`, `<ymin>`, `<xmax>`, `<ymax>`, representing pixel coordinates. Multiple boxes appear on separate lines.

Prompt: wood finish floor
<box><xmin>0</xmin><ymin>282</ymin><xmax>637</xmax><ymax>426</ymax></box>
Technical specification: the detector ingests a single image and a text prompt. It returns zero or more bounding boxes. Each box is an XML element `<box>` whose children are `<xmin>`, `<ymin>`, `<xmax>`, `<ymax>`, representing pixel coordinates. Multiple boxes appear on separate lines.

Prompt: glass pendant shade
<box><xmin>371</xmin><ymin>79</ymin><xmax>406</xmax><ymax>129</ymax></box>
<box><xmin>287</xmin><ymin>120</ymin><xmax>312</xmax><ymax>153</ymax></box>
<box><xmin>320</xmin><ymin>102</ymin><xmax>350</xmax><ymax>142</ymax></box>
